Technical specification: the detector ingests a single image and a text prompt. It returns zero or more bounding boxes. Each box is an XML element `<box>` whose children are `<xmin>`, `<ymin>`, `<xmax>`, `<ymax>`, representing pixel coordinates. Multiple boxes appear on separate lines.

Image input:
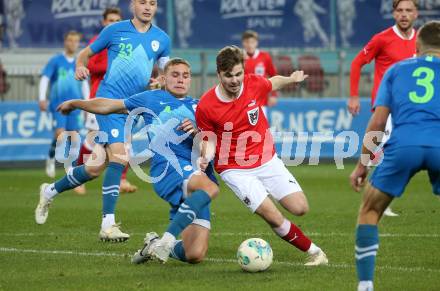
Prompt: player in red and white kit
<box><xmin>348</xmin><ymin>0</ymin><xmax>418</xmax><ymax>217</ymax></box>
<box><xmin>242</xmin><ymin>30</ymin><xmax>278</xmax><ymax>113</ymax></box>
<box><xmin>76</xmin><ymin>7</ymin><xmax>138</xmax><ymax>194</ymax></box>
<box><xmin>195</xmin><ymin>46</ymin><xmax>328</xmax><ymax>266</ymax></box>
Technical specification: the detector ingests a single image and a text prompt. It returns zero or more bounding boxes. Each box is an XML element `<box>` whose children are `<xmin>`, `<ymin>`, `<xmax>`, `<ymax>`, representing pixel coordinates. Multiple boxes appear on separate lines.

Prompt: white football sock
<box><xmin>272</xmin><ymin>219</ymin><xmax>290</xmax><ymax>237</ymax></box>
<box><xmin>162</xmin><ymin>232</ymin><xmax>177</xmax><ymax>245</ymax></box>
<box><xmin>101</xmin><ymin>214</ymin><xmax>115</xmax><ymax>230</ymax></box>
<box><xmin>44</xmin><ymin>183</ymin><xmax>58</xmax><ymax>200</ymax></box>
<box><xmin>307</xmin><ymin>242</ymin><xmax>321</xmax><ymax>255</ymax></box>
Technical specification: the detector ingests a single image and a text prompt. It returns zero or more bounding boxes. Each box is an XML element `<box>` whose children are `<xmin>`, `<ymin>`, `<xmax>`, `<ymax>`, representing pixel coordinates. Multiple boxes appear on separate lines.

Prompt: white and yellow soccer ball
<box><xmin>237</xmin><ymin>238</ymin><xmax>273</xmax><ymax>272</ymax></box>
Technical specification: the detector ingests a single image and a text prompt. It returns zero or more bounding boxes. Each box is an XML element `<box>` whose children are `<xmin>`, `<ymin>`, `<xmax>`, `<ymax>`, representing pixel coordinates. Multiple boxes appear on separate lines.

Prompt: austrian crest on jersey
<box><xmin>247</xmin><ymin>107</ymin><xmax>259</xmax><ymax>126</ymax></box>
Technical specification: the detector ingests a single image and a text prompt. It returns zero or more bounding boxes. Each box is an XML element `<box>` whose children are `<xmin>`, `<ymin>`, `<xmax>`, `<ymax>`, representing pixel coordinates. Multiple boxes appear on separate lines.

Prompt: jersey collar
<box><xmin>392</xmin><ymin>25</ymin><xmax>415</xmax><ymax>40</ymax></box>
<box><xmin>62</xmin><ymin>52</ymin><xmax>75</xmax><ymax>63</ymax></box>
<box><xmin>251</xmin><ymin>49</ymin><xmax>260</xmax><ymax>59</ymax></box>
<box><xmin>215</xmin><ymin>83</ymin><xmax>244</xmax><ymax>103</ymax></box>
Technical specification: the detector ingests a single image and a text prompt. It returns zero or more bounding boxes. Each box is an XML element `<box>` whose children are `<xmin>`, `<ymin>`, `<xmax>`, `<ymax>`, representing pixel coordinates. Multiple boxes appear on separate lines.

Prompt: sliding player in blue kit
<box><xmin>58</xmin><ymin>58</ymin><xmax>219</xmax><ymax>264</ymax></box>
<box><xmin>35</xmin><ymin>0</ymin><xmax>171</xmax><ymax>242</ymax></box>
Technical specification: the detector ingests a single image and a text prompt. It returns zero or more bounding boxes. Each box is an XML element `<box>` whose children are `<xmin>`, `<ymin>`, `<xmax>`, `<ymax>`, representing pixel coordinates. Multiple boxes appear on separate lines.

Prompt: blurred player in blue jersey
<box><xmin>350</xmin><ymin>21</ymin><xmax>440</xmax><ymax>291</ymax></box>
<box><xmin>35</xmin><ymin>0</ymin><xmax>171</xmax><ymax>242</ymax></box>
<box><xmin>58</xmin><ymin>58</ymin><xmax>219</xmax><ymax>264</ymax></box>
<box><xmin>38</xmin><ymin>31</ymin><xmax>90</xmax><ymax>181</ymax></box>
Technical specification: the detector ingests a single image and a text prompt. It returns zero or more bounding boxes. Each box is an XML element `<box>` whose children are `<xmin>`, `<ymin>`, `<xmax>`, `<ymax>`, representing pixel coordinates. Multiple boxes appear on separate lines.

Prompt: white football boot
<box><xmin>45</xmin><ymin>158</ymin><xmax>55</xmax><ymax>178</ymax></box>
<box><xmin>304</xmin><ymin>249</ymin><xmax>329</xmax><ymax>266</ymax></box>
<box><xmin>99</xmin><ymin>224</ymin><xmax>130</xmax><ymax>242</ymax></box>
<box><xmin>149</xmin><ymin>237</ymin><xmax>174</xmax><ymax>263</ymax></box>
<box><xmin>358</xmin><ymin>281</ymin><xmax>374</xmax><ymax>291</ymax></box>
<box><xmin>35</xmin><ymin>183</ymin><xmax>52</xmax><ymax>225</ymax></box>
<box><xmin>131</xmin><ymin>232</ymin><xmax>159</xmax><ymax>264</ymax></box>
<box><xmin>383</xmin><ymin>206</ymin><xmax>399</xmax><ymax>217</ymax></box>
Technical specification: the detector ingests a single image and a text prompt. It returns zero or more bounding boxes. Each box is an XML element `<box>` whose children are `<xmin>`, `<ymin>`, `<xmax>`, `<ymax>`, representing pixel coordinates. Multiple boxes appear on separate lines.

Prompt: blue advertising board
<box><xmin>266</xmin><ymin>98</ymin><xmax>371</xmax><ymax>165</ymax></box>
<box><xmin>1</xmin><ymin>0</ymin><xmax>168</xmax><ymax>48</ymax></box>
<box><xmin>2</xmin><ymin>0</ymin><xmax>440</xmax><ymax>49</ymax></box>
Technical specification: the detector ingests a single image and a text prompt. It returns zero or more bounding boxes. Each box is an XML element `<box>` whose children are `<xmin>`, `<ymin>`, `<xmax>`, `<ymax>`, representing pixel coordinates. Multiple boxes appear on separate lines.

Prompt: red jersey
<box><xmin>244</xmin><ymin>49</ymin><xmax>278</xmax><ymax>103</ymax></box>
<box><xmin>350</xmin><ymin>25</ymin><xmax>416</xmax><ymax>106</ymax></box>
<box><xmin>87</xmin><ymin>35</ymin><xmax>108</xmax><ymax>99</ymax></box>
<box><xmin>196</xmin><ymin>74</ymin><xmax>276</xmax><ymax>173</ymax></box>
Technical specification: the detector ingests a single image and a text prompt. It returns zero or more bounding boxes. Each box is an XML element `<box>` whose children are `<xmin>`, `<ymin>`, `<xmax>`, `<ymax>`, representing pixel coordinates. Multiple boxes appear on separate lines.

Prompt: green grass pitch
<box><xmin>0</xmin><ymin>164</ymin><xmax>439</xmax><ymax>290</ymax></box>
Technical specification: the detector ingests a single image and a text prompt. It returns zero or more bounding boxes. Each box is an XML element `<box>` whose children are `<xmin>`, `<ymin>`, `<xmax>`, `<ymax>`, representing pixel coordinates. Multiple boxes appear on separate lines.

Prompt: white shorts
<box><xmin>85</xmin><ymin>113</ymin><xmax>99</xmax><ymax>131</ymax></box>
<box><xmin>220</xmin><ymin>155</ymin><xmax>303</xmax><ymax>213</ymax></box>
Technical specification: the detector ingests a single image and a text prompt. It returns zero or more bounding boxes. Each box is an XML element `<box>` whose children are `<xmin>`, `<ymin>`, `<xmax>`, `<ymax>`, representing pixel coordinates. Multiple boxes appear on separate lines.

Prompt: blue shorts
<box><xmin>95</xmin><ymin>113</ymin><xmax>127</xmax><ymax>144</ymax></box>
<box><xmin>151</xmin><ymin>158</ymin><xmax>217</xmax><ymax>229</ymax></box>
<box><xmin>50</xmin><ymin>102</ymin><xmax>81</xmax><ymax>131</ymax></box>
<box><xmin>370</xmin><ymin>146</ymin><xmax>440</xmax><ymax>197</ymax></box>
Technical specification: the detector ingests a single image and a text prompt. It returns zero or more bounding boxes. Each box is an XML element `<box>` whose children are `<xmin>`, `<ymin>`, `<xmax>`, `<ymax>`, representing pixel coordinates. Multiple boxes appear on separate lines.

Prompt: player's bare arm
<box><xmin>269</xmin><ymin>70</ymin><xmax>308</xmax><ymax>91</ymax></box>
<box><xmin>57</xmin><ymin>98</ymin><xmax>127</xmax><ymax>115</ymax></box>
<box><xmin>75</xmin><ymin>46</ymin><xmax>94</xmax><ymax>80</ymax></box>
<box><xmin>347</xmin><ymin>96</ymin><xmax>361</xmax><ymax>116</ymax></box>
<box><xmin>350</xmin><ymin>106</ymin><xmax>390</xmax><ymax>192</ymax></box>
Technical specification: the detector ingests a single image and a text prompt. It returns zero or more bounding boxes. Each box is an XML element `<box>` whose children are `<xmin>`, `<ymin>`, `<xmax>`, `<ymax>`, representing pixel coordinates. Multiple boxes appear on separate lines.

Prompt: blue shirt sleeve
<box><xmin>373</xmin><ymin>66</ymin><xmax>395</xmax><ymax>109</ymax></box>
<box><xmin>159</xmin><ymin>35</ymin><xmax>171</xmax><ymax>59</ymax></box>
<box><xmin>42</xmin><ymin>56</ymin><xmax>58</xmax><ymax>78</ymax></box>
<box><xmin>124</xmin><ymin>92</ymin><xmax>149</xmax><ymax>111</ymax></box>
<box><xmin>90</xmin><ymin>23</ymin><xmax>116</xmax><ymax>54</ymax></box>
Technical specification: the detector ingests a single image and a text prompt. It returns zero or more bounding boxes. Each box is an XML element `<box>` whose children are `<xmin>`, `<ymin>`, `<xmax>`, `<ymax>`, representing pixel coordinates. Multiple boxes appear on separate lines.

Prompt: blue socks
<box><xmin>54</xmin><ymin>165</ymin><xmax>93</xmax><ymax>193</ymax></box>
<box><xmin>102</xmin><ymin>162</ymin><xmax>125</xmax><ymax>215</ymax></box>
<box><xmin>166</xmin><ymin>190</ymin><xmax>211</xmax><ymax>238</ymax></box>
<box><xmin>355</xmin><ymin>224</ymin><xmax>379</xmax><ymax>282</ymax></box>
<box><xmin>170</xmin><ymin>240</ymin><xmax>187</xmax><ymax>262</ymax></box>
<box><xmin>48</xmin><ymin>138</ymin><xmax>57</xmax><ymax>159</ymax></box>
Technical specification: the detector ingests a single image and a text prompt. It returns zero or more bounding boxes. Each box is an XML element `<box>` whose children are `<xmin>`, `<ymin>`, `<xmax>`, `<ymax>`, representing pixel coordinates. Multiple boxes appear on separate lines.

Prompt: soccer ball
<box><xmin>237</xmin><ymin>238</ymin><xmax>273</xmax><ymax>272</ymax></box>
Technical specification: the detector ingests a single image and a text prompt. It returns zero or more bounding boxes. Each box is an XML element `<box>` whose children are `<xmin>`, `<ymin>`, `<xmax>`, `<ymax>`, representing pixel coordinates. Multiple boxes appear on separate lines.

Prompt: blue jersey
<box><xmin>42</xmin><ymin>53</ymin><xmax>83</xmax><ymax>104</ymax></box>
<box><xmin>374</xmin><ymin>56</ymin><xmax>440</xmax><ymax>148</ymax></box>
<box><xmin>124</xmin><ymin>90</ymin><xmax>198</xmax><ymax>168</ymax></box>
<box><xmin>90</xmin><ymin>20</ymin><xmax>171</xmax><ymax>100</ymax></box>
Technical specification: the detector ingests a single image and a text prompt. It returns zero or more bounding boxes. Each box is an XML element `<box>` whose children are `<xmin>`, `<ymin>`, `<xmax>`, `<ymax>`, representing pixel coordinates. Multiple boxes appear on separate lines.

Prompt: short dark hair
<box><xmin>216</xmin><ymin>45</ymin><xmax>244</xmax><ymax>73</ymax></box>
<box><xmin>103</xmin><ymin>7</ymin><xmax>122</xmax><ymax>20</ymax></box>
<box><xmin>393</xmin><ymin>0</ymin><xmax>418</xmax><ymax>9</ymax></box>
<box><xmin>64</xmin><ymin>30</ymin><xmax>82</xmax><ymax>40</ymax></box>
<box><xmin>241</xmin><ymin>30</ymin><xmax>259</xmax><ymax>41</ymax></box>
<box><xmin>164</xmin><ymin>58</ymin><xmax>191</xmax><ymax>74</ymax></box>
<box><xmin>417</xmin><ymin>21</ymin><xmax>440</xmax><ymax>51</ymax></box>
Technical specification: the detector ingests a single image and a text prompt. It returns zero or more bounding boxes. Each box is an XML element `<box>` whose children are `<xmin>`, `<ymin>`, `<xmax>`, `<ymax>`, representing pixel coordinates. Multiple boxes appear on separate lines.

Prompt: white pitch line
<box><xmin>0</xmin><ymin>247</ymin><xmax>124</xmax><ymax>257</ymax></box>
<box><xmin>1</xmin><ymin>247</ymin><xmax>439</xmax><ymax>274</ymax></box>
<box><xmin>1</xmin><ymin>232</ymin><xmax>439</xmax><ymax>238</ymax></box>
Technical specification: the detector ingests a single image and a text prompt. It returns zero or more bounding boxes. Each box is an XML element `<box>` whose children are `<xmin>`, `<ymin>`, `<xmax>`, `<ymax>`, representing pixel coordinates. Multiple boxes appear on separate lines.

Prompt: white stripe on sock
<box><xmin>355</xmin><ymin>244</ymin><xmax>379</xmax><ymax>253</ymax></box>
<box><xmin>66</xmin><ymin>175</ymin><xmax>79</xmax><ymax>187</ymax></box>
<box><xmin>355</xmin><ymin>251</ymin><xmax>377</xmax><ymax>260</ymax></box>
<box><xmin>102</xmin><ymin>185</ymin><xmax>120</xmax><ymax>191</ymax></box>
<box><xmin>69</xmin><ymin>173</ymin><xmax>80</xmax><ymax>185</ymax></box>
<box><xmin>102</xmin><ymin>190</ymin><xmax>119</xmax><ymax>196</ymax></box>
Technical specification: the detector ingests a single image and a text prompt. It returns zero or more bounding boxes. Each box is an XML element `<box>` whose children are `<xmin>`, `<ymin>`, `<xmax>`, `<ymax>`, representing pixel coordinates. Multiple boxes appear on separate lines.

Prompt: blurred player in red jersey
<box><xmin>348</xmin><ymin>0</ymin><xmax>418</xmax><ymax>217</ymax></box>
<box><xmin>241</xmin><ymin>30</ymin><xmax>278</xmax><ymax>113</ymax></box>
<box><xmin>195</xmin><ymin>46</ymin><xmax>328</xmax><ymax>266</ymax></box>
<box><xmin>76</xmin><ymin>7</ymin><xmax>138</xmax><ymax>194</ymax></box>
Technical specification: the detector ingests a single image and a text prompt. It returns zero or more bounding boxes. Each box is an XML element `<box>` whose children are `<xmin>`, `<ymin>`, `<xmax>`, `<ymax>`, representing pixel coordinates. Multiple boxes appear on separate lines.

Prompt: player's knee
<box><xmin>202</xmin><ymin>181</ymin><xmax>219</xmax><ymax>200</ymax></box>
<box><xmin>85</xmin><ymin>164</ymin><xmax>104</xmax><ymax>178</ymax></box>
<box><xmin>294</xmin><ymin>200</ymin><xmax>309</xmax><ymax>216</ymax></box>
<box><xmin>185</xmin><ymin>247</ymin><xmax>207</xmax><ymax>264</ymax></box>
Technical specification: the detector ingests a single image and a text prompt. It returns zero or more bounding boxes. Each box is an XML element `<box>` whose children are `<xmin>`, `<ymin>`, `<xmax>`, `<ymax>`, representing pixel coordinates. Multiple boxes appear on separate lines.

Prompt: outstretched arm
<box><xmin>269</xmin><ymin>70</ymin><xmax>308</xmax><ymax>91</ymax></box>
<box><xmin>349</xmin><ymin>106</ymin><xmax>389</xmax><ymax>192</ymax></box>
<box><xmin>75</xmin><ymin>46</ymin><xmax>94</xmax><ymax>80</ymax></box>
<box><xmin>57</xmin><ymin>98</ymin><xmax>127</xmax><ymax>115</ymax></box>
